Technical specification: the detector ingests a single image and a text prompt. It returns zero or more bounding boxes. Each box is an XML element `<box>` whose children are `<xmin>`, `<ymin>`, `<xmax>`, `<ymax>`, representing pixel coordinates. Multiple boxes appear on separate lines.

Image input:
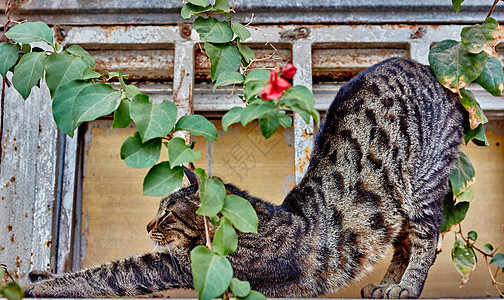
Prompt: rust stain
<box><xmin>2</xmin><ymin>181</ymin><xmax>10</xmax><ymax>190</ymax></box>
<box><xmin>7</xmin><ymin>225</ymin><xmax>12</xmax><ymax>231</ymax></box>
<box><xmin>44</xmin><ymin>240</ymin><xmax>52</xmax><ymax>247</ymax></box>
<box><xmin>24</xmin><ymin>213</ymin><xmax>28</xmax><ymax>218</ymax></box>
<box><xmin>302</xmin><ymin>129</ymin><xmax>314</xmax><ymax>139</ymax></box>
<box><xmin>100</xmin><ymin>25</ymin><xmax>119</xmax><ymax>31</ymax></box>
<box><xmin>15</xmin><ymin>256</ymin><xmax>22</xmax><ymax>268</ymax></box>
<box><xmin>0</xmin><ymin>247</ymin><xmax>5</xmax><ymax>251</ymax></box>
<box><xmin>1</xmin><ymin>196</ymin><xmax>5</xmax><ymax>200</ymax></box>
<box><xmin>39</xmin><ymin>123</ymin><xmax>42</xmax><ymax>135</ymax></box>
<box><xmin>10</xmin><ymin>233</ymin><xmax>14</xmax><ymax>243</ymax></box>
<box><xmin>10</xmin><ymin>176</ymin><xmax>15</xmax><ymax>183</ymax></box>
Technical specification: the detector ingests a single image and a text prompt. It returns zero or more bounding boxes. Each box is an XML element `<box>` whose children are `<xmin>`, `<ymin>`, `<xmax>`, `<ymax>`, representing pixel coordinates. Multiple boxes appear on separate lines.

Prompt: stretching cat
<box><xmin>23</xmin><ymin>57</ymin><xmax>465</xmax><ymax>298</ymax></box>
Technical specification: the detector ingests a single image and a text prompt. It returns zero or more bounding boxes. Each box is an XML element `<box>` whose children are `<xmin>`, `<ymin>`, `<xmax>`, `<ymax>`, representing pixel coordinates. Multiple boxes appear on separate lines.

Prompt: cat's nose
<box><xmin>146</xmin><ymin>219</ymin><xmax>157</xmax><ymax>233</ymax></box>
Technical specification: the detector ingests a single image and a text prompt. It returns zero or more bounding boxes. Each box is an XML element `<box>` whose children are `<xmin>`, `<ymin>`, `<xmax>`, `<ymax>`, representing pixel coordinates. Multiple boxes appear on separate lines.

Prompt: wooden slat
<box><xmin>0</xmin><ymin>81</ymin><xmax>58</xmax><ymax>282</ymax></box>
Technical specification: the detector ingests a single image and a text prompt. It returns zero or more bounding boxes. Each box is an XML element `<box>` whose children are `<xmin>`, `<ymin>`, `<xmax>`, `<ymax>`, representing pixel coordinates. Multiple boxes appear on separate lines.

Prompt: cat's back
<box><xmin>311</xmin><ymin>57</ymin><xmax>464</xmax><ymax>188</ymax></box>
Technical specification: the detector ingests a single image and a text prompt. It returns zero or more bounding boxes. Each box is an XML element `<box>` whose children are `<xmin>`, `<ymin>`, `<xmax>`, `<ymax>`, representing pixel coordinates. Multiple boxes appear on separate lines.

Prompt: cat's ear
<box><xmin>184</xmin><ymin>169</ymin><xmax>199</xmax><ymax>186</ymax></box>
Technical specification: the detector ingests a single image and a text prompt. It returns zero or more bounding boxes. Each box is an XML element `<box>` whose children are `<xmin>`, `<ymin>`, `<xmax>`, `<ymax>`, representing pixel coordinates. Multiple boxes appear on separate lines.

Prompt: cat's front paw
<box><xmin>22</xmin><ymin>283</ymin><xmax>56</xmax><ymax>298</ymax></box>
<box><xmin>361</xmin><ymin>283</ymin><xmax>417</xmax><ymax>299</ymax></box>
<box><xmin>384</xmin><ymin>284</ymin><xmax>417</xmax><ymax>299</ymax></box>
<box><xmin>361</xmin><ymin>283</ymin><xmax>385</xmax><ymax>298</ymax></box>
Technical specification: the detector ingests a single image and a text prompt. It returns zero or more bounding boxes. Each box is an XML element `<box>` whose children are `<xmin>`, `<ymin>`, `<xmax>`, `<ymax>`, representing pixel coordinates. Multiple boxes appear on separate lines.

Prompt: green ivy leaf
<box><xmin>0</xmin><ymin>43</ymin><xmax>20</xmax><ymax>77</ymax></box>
<box><xmin>12</xmin><ymin>51</ymin><xmax>46</xmax><ymax>100</ymax></box>
<box><xmin>214</xmin><ymin>0</ymin><xmax>230</xmax><ymax>11</ymax></box>
<box><xmin>213</xmin><ymin>71</ymin><xmax>244</xmax><ymax>92</ymax></box>
<box><xmin>428</xmin><ymin>40</ymin><xmax>487</xmax><ymax>93</ymax></box>
<box><xmin>459</xmin><ymin>88</ymin><xmax>488</xmax><ymax>130</ymax></box>
<box><xmin>195</xmin><ymin>168</ymin><xmax>226</xmax><ymax>217</ymax></box>
<box><xmin>5</xmin><ymin>21</ymin><xmax>53</xmax><ymax>44</ymax></box>
<box><xmin>452</xmin><ymin>237</ymin><xmax>476</xmax><ymax>286</ymax></box>
<box><xmin>490</xmin><ymin>253</ymin><xmax>504</xmax><ymax>268</ymax></box>
<box><xmin>82</xmin><ymin>67</ymin><xmax>102</xmax><ymax>80</ymax></box>
<box><xmin>130</xmin><ymin>94</ymin><xmax>178</xmax><ymax>143</ymax></box>
<box><xmin>279</xmin><ymin>114</ymin><xmax>292</xmax><ymax>128</ymax></box>
<box><xmin>167</xmin><ymin>137</ymin><xmax>202</xmax><ymax>168</ymax></box>
<box><xmin>120</xmin><ymin>132</ymin><xmax>161</xmax><ymax>169</ymax></box>
<box><xmin>440</xmin><ymin>190</ymin><xmax>470</xmax><ymax>233</ymax></box>
<box><xmin>45</xmin><ymin>52</ymin><xmax>90</xmax><ymax>97</ymax></box>
<box><xmin>475</xmin><ymin>56</ymin><xmax>504</xmax><ymax>96</ymax></box>
<box><xmin>461</xmin><ymin>17</ymin><xmax>498</xmax><ymax>54</ymax></box>
<box><xmin>237</xmin><ymin>39</ymin><xmax>255</xmax><ymax>65</ymax></box>
<box><xmin>212</xmin><ymin>218</ymin><xmax>238</xmax><ymax>256</ymax></box>
<box><xmin>65</xmin><ymin>45</ymin><xmax>95</xmax><ymax>68</ymax></box>
<box><xmin>72</xmin><ymin>83</ymin><xmax>121</xmax><ymax>124</ymax></box>
<box><xmin>259</xmin><ymin>117</ymin><xmax>280</xmax><ymax>139</ymax></box>
<box><xmin>240</xmin><ymin>101</ymin><xmax>277</xmax><ymax>126</ymax></box>
<box><xmin>52</xmin><ymin>80</ymin><xmax>93</xmax><ymax>137</ymax></box>
<box><xmin>190</xmin><ymin>245</ymin><xmax>233</xmax><ymax>300</ymax></box>
<box><xmin>237</xmin><ymin>290</ymin><xmax>267</xmax><ymax>300</ymax></box>
<box><xmin>125</xmin><ymin>84</ymin><xmax>141</xmax><ymax>99</ymax></box>
<box><xmin>204</xmin><ymin>42</ymin><xmax>241</xmax><ymax>81</ymax></box>
<box><xmin>452</xmin><ymin>0</ymin><xmax>464</xmax><ymax>13</ymax></box>
<box><xmin>464</xmin><ymin>123</ymin><xmax>489</xmax><ymax>146</ymax></box>
<box><xmin>143</xmin><ymin>161</ymin><xmax>184</xmax><ymax>197</ymax></box>
<box><xmin>112</xmin><ymin>98</ymin><xmax>132</xmax><ymax>129</ymax></box>
<box><xmin>221</xmin><ymin>194</ymin><xmax>258</xmax><ymax>233</ymax></box>
<box><xmin>456</xmin><ymin>186</ymin><xmax>473</xmax><ymax>202</ymax></box>
<box><xmin>175</xmin><ymin>114</ymin><xmax>218</xmax><ymax>141</ymax></box>
<box><xmin>194</xmin><ymin>17</ymin><xmax>234</xmax><ymax>43</ymax></box>
<box><xmin>187</xmin><ymin>0</ymin><xmax>209</xmax><ymax>6</ymax></box>
<box><xmin>222</xmin><ymin>106</ymin><xmax>243</xmax><ymax>132</ymax></box>
<box><xmin>281</xmin><ymin>85</ymin><xmax>320</xmax><ymax>125</ymax></box>
<box><xmin>181</xmin><ymin>3</ymin><xmax>214</xmax><ymax>19</ymax></box>
<box><xmin>54</xmin><ymin>42</ymin><xmax>63</xmax><ymax>52</ymax></box>
<box><xmin>243</xmin><ymin>69</ymin><xmax>269</xmax><ymax>99</ymax></box>
<box><xmin>231</xmin><ymin>22</ymin><xmax>251</xmax><ymax>41</ymax></box>
<box><xmin>230</xmin><ymin>278</ymin><xmax>251</xmax><ymax>298</ymax></box>
<box><xmin>0</xmin><ymin>282</ymin><xmax>24</xmax><ymax>300</ymax></box>
<box><xmin>484</xmin><ymin>243</ymin><xmax>494</xmax><ymax>254</ymax></box>
<box><xmin>449</xmin><ymin>152</ymin><xmax>475</xmax><ymax>197</ymax></box>
<box><xmin>467</xmin><ymin>231</ymin><xmax>478</xmax><ymax>241</ymax></box>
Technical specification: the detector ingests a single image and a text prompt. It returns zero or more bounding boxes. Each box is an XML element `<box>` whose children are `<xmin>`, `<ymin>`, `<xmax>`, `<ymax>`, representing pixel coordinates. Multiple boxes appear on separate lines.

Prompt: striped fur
<box><xmin>24</xmin><ymin>58</ymin><xmax>464</xmax><ymax>298</ymax></box>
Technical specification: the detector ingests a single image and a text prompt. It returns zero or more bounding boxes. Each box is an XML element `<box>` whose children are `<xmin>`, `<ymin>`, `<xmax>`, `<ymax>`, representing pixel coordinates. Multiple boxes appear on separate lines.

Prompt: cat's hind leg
<box><xmin>381</xmin><ymin>227</ymin><xmax>439</xmax><ymax>299</ymax></box>
<box><xmin>361</xmin><ymin>231</ymin><xmax>411</xmax><ymax>299</ymax></box>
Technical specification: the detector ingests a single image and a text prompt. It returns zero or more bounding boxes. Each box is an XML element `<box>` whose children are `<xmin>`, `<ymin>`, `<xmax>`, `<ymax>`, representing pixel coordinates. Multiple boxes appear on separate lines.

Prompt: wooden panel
<box><xmin>0</xmin><ymin>82</ymin><xmax>58</xmax><ymax>283</ymax></box>
<box><xmin>312</xmin><ymin>43</ymin><xmax>409</xmax><ymax>82</ymax></box>
<box><xmin>88</xmin><ymin>48</ymin><xmax>175</xmax><ymax>81</ymax></box>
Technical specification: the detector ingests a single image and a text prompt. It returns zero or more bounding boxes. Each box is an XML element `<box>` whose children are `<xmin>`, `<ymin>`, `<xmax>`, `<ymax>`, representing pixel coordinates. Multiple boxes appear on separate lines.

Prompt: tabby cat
<box><xmin>23</xmin><ymin>57</ymin><xmax>465</xmax><ymax>298</ymax></box>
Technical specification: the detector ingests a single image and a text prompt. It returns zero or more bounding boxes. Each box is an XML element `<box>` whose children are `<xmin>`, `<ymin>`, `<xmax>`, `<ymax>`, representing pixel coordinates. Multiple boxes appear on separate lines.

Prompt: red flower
<box><xmin>260</xmin><ymin>69</ymin><xmax>292</xmax><ymax>100</ymax></box>
<box><xmin>281</xmin><ymin>63</ymin><xmax>297</xmax><ymax>79</ymax></box>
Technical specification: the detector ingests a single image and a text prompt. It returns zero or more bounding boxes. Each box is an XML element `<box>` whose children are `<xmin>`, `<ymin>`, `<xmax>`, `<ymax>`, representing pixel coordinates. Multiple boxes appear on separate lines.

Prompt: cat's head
<box><xmin>146</xmin><ymin>184</ymin><xmax>205</xmax><ymax>251</ymax></box>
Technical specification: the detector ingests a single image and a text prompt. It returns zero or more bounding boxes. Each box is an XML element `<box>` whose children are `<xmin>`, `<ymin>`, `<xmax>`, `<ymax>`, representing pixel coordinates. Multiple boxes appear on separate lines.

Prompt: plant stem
<box><xmin>203</xmin><ymin>216</ymin><xmax>213</xmax><ymax>251</ymax></box>
<box><xmin>487</xmin><ymin>0</ymin><xmax>500</xmax><ymax>18</ymax></box>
